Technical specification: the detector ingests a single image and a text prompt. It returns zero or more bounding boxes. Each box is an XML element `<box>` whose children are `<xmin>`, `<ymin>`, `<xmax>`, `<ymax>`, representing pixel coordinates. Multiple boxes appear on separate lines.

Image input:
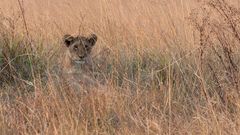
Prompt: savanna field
<box><xmin>0</xmin><ymin>0</ymin><xmax>240</xmax><ymax>134</ymax></box>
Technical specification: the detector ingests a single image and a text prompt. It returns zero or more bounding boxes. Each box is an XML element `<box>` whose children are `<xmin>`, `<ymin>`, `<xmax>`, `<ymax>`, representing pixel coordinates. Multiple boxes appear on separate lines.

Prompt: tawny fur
<box><xmin>60</xmin><ymin>34</ymin><xmax>99</xmax><ymax>90</ymax></box>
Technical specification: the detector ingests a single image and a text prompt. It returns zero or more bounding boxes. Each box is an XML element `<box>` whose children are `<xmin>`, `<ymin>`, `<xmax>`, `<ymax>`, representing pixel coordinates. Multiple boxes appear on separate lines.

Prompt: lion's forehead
<box><xmin>72</xmin><ymin>37</ymin><xmax>89</xmax><ymax>46</ymax></box>
<box><xmin>76</xmin><ymin>36</ymin><xmax>88</xmax><ymax>43</ymax></box>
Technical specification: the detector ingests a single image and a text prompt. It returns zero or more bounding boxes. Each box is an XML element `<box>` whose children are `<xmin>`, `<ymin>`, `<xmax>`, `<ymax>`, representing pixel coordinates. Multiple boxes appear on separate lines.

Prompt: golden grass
<box><xmin>0</xmin><ymin>0</ymin><xmax>240</xmax><ymax>134</ymax></box>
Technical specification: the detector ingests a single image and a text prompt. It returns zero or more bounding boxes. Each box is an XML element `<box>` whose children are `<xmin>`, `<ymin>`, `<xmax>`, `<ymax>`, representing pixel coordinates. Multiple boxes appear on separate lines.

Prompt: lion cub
<box><xmin>61</xmin><ymin>34</ymin><xmax>98</xmax><ymax>89</ymax></box>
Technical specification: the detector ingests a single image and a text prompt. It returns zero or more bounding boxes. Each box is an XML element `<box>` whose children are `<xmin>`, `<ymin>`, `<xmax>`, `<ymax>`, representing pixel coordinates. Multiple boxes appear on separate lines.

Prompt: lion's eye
<box><xmin>74</xmin><ymin>45</ymin><xmax>78</xmax><ymax>50</ymax></box>
<box><xmin>84</xmin><ymin>45</ymin><xmax>88</xmax><ymax>48</ymax></box>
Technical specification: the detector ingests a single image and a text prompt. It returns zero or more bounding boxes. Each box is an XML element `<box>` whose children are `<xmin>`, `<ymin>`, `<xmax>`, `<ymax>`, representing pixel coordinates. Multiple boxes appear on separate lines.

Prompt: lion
<box><xmin>60</xmin><ymin>33</ymin><xmax>99</xmax><ymax>90</ymax></box>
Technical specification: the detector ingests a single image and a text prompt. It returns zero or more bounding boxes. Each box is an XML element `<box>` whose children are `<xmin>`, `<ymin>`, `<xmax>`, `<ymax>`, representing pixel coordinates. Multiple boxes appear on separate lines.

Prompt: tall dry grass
<box><xmin>0</xmin><ymin>0</ymin><xmax>240</xmax><ymax>134</ymax></box>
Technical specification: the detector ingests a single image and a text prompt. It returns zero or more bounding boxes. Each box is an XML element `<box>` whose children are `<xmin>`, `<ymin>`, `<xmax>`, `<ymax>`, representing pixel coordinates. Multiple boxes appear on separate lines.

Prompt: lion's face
<box><xmin>63</xmin><ymin>34</ymin><xmax>97</xmax><ymax>63</ymax></box>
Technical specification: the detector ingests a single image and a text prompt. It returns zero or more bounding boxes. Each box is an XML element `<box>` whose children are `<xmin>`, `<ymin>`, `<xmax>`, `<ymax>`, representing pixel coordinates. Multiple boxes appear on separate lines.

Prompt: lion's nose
<box><xmin>79</xmin><ymin>56</ymin><xmax>85</xmax><ymax>59</ymax></box>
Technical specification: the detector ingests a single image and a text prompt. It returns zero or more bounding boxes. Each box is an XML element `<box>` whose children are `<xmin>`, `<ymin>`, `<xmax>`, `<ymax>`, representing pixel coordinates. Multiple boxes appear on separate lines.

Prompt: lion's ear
<box><xmin>88</xmin><ymin>34</ymin><xmax>97</xmax><ymax>46</ymax></box>
<box><xmin>63</xmin><ymin>34</ymin><xmax>74</xmax><ymax>47</ymax></box>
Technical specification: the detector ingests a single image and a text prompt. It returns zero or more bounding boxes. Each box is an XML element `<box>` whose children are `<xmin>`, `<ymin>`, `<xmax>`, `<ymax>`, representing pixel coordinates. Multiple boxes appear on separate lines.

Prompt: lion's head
<box><xmin>63</xmin><ymin>34</ymin><xmax>97</xmax><ymax>64</ymax></box>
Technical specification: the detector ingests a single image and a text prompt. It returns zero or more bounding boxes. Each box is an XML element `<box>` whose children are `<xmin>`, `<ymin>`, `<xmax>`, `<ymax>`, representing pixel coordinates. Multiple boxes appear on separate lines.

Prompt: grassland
<box><xmin>0</xmin><ymin>0</ymin><xmax>240</xmax><ymax>134</ymax></box>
